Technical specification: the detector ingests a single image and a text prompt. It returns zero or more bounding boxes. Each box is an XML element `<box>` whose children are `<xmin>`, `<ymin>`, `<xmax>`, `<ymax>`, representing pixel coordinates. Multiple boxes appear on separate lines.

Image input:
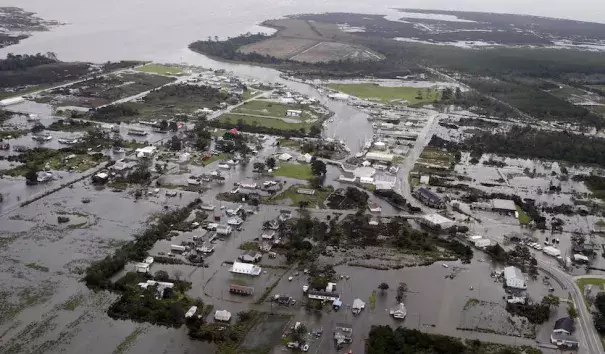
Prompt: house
<box><xmin>390</xmin><ymin>303</ymin><xmax>407</xmax><ymax>319</ymax></box>
<box><xmin>138</xmin><ymin>280</ymin><xmax>174</xmax><ymax>299</ymax></box>
<box><xmin>91</xmin><ymin>172</ymin><xmax>109</xmax><ymax>184</ymax></box>
<box><xmin>368</xmin><ymin>202</ymin><xmax>382</xmax><ymax>213</ymax></box>
<box><xmin>307</xmin><ymin>290</ymin><xmax>340</xmax><ymax>301</ymax></box>
<box><xmin>491</xmin><ymin>199</ymin><xmax>517</xmax><ymax>214</ymax></box>
<box><xmin>474</xmin><ymin>238</ymin><xmax>491</xmax><ymax>248</ymax></box>
<box><xmin>413</xmin><ymin>187</ymin><xmax>445</xmax><ymax>209</ymax></box>
<box><xmin>297</xmin><ymin>188</ymin><xmax>315</xmax><ymax>195</ymax></box>
<box><xmin>275</xmin><ymin>294</ymin><xmax>293</xmax><ymax>305</ymax></box>
<box><xmin>135</xmin><ymin>146</ymin><xmax>157</xmax><ymax>158</ymax></box>
<box><xmin>360</xmin><ymin>176</ymin><xmax>374</xmax><ymax>185</ymax></box>
<box><xmin>261</xmin><ymin>231</ymin><xmax>275</xmax><ymax>240</ymax></box>
<box><xmin>216</xmin><ymin>225</ymin><xmax>232</xmax><ymax>236</ymax></box>
<box><xmin>326</xmin><ymin>282</ymin><xmax>337</xmax><ymax>293</ymax></box>
<box><xmin>419</xmin><ymin>175</ymin><xmax>430</xmax><ymax>185</ymax></box>
<box><xmin>239</xmin><ymin>250</ymin><xmax>262</xmax><ymax>263</ymax></box>
<box><xmin>134</xmin><ymin>262</ymin><xmax>150</xmax><ymax>273</ymax></box>
<box><xmin>297</xmin><ymin>153</ymin><xmax>313</xmax><ymax>163</ymax></box>
<box><xmin>260</xmin><ymin>242</ymin><xmax>273</xmax><ymax>252</ymax></box>
<box><xmin>264</xmin><ymin>219</ymin><xmax>280</xmax><ymax>230</ymax></box>
<box><xmin>333</xmin><ymin>323</ymin><xmax>353</xmax><ymax>348</ymax></box>
<box><xmin>198</xmin><ymin>244</ymin><xmax>215</xmax><ymax>253</ymax></box>
<box><xmin>352</xmin><ymin>299</ymin><xmax>365</xmax><ymax>314</ymax></box>
<box><xmin>503</xmin><ymin>266</ymin><xmax>527</xmax><ymax>289</ymax></box>
<box><xmin>230</xmin><ymin>260</ymin><xmax>262</xmax><ymax>276</ymax></box>
<box><xmin>286</xmin><ymin>109</ymin><xmax>302</xmax><ymax>117</ymax></box>
<box><xmin>551</xmin><ymin>317</ymin><xmax>578</xmax><ymax>348</ymax></box>
<box><xmin>214</xmin><ymin>310</ymin><xmax>232</xmax><ymax>322</ymax></box>
<box><xmin>112</xmin><ymin>159</ymin><xmax>136</xmax><ymax>172</ymax></box>
<box><xmin>419</xmin><ymin>213</ymin><xmax>454</xmax><ymax>230</ymax></box>
<box><xmin>278</xmin><ymin>153</ymin><xmax>293</xmax><ymax>161</ymax></box>
<box><xmin>229</xmin><ymin>284</ymin><xmax>254</xmax><ymax>295</ymax></box>
<box><xmin>365</xmin><ymin>151</ymin><xmax>394</xmax><ymax>162</ymax></box>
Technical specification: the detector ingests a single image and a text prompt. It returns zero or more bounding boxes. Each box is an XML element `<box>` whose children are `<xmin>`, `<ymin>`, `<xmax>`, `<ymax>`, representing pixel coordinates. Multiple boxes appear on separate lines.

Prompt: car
<box><xmin>302</xmin><ymin>285</ymin><xmax>309</xmax><ymax>292</ymax></box>
<box><xmin>288</xmin><ymin>276</ymin><xmax>293</xmax><ymax>281</ymax></box>
<box><xmin>294</xmin><ymin>271</ymin><xmax>300</xmax><ymax>276</ymax></box>
<box><xmin>302</xmin><ymin>344</ymin><xmax>309</xmax><ymax>352</ymax></box>
<box><xmin>290</xmin><ymin>299</ymin><xmax>297</xmax><ymax>305</ymax></box>
<box><xmin>303</xmin><ymin>269</ymin><xmax>309</xmax><ymax>274</ymax></box>
<box><xmin>442</xmin><ymin>263</ymin><xmax>449</xmax><ymax>268</ymax></box>
<box><xmin>286</xmin><ymin>342</ymin><xmax>299</xmax><ymax>349</ymax></box>
<box><xmin>158</xmin><ymin>252</ymin><xmax>166</xmax><ymax>256</ymax></box>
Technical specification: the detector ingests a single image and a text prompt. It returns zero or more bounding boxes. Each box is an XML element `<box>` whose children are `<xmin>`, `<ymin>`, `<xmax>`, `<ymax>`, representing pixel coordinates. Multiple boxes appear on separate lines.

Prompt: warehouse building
<box><xmin>503</xmin><ymin>266</ymin><xmax>527</xmax><ymax>289</ymax></box>
<box><xmin>413</xmin><ymin>187</ymin><xmax>445</xmax><ymax>209</ymax></box>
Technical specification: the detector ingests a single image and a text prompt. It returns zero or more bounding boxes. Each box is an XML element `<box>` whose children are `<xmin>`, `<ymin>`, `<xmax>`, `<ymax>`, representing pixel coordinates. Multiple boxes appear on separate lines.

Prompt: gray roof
<box><xmin>352</xmin><ymin>298</ymin><xmax>364</xmax><ymax>309</ymax></box>
<box><xmin>551</xmin><ymin>332</ymin><xmax>579</xmax><ymax>344</ymax></box>
<box><xmin>504</xmin><ymin>266</ymin><xmax>524</xmax><ymax>282</ymax></box>
<box><xmin>492</xmin><ymin>199</ymin><xmax>516</xmax><ymax>211</ymax></box>
<box><xmin>416</xmin><ymin>187</ymin><xmax>442</xmax><ymax>202</ymax></box>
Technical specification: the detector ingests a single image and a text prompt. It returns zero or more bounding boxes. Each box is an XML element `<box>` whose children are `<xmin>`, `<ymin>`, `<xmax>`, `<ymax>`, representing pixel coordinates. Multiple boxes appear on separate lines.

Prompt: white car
<box><xmin>288</xmin><ymin>276</ymin><xmax>293</xmax><ymax>281</ymax></box>
<box><xmin>302</xmin><ymin>344</ymin><xmax>309</xmax><ymax>352</ymax></box>
<box><xmin>302</xmin><ymin>285</ymin><xmax>309</xmax><ymax>292</ymax></box>
<box><xmin>442</xmin><ymin>263</ymin><xmax>449</xmax><ymax>268</ymax></box>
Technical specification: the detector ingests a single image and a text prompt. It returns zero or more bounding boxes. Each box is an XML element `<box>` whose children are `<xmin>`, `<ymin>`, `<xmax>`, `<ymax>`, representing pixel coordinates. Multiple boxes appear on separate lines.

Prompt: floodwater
<box><xmin>0</xmin><ymin>1</ymin><xmax>601</xmax><ymax>353</ymax></box>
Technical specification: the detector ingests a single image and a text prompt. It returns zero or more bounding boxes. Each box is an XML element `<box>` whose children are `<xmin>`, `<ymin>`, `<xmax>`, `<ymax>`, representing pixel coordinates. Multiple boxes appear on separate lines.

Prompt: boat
<box><xmin>32</xmin><ymin>134</ymin><xmax>52</xmax><ymax>142</ymax></box>
<box><xmin>58</xmin><ymin>138</ymin><xmax>79</xmax><ymax>145</ymax></box>
<box><xmin>127</xmin><ymin>128</ymin><xmax>147</xmax><ymax>136</ymax></box>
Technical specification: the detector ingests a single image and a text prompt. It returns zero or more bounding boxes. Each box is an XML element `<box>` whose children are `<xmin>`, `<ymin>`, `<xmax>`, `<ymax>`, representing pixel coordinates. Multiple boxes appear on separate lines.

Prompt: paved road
<box><xmin>394</xmin><ymin>110</ymin><xmax>442</xmax><ymax>213</ymax></box>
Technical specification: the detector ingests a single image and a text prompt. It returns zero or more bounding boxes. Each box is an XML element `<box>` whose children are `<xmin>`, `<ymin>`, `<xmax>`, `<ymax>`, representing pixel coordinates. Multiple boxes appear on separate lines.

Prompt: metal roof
<box><xmin>491</xmin><ymin>199</ymin><xmax>517</xmax><ymax>211</ymax></box>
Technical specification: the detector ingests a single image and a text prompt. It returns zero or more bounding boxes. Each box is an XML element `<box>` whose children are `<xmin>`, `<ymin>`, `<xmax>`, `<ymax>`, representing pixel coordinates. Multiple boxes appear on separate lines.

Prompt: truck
<box><xmin>171</xmin><ymin>245</ymin><xmax>186</xmax><ymax>252</ymax></box>
<box><xmin>543</xmin><ymin>246</ymin><xmax>561</xmax><ymax>257</ymax></box>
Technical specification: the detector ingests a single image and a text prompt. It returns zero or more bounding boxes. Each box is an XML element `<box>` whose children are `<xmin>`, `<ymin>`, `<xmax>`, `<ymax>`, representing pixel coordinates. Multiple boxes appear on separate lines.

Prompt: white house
<box><xmin>214</xmin><ymin>310</ymin><xmax>232</xmax><ymax>322</ymax></box>
<box><xmin>278</xmin><ymin>153</ymin><xmax>293</xmax><ymax>161</ymax></box>
<box><xmin>352</xmin><ymin>299</ymin><xmax>365</xmax><ymax>314</ymax></box>
<box><xmin>297</xmin><ymin>153</ymin><xmax>313</xmax><ymax>163</ymax></box>
<box><xmin>227</xmin><ymin>217</ymin><xmax>243</xmax><ymax>226</ymax></box>
<box><xmin>286</xmin><ymin>109</ymin><xmax>302</xmax><ymax>117</ymax></box>
<box><xmin>503</xmin><ymin>266</ymin><xmax>527</xmax><ymax>289</ymax></box>
<box><xmin>261</xmin><ymin>231</ymin><xmax>276</xmax><ymax>240</ymax></box>
<box><xmin>474</xmin><ymin>238</ymin><xmax>491</xmax><ymax>248</ymax></box>
<box><xmin>134</xmin><ymin>262</ymin><xmax>150</xmax><ymax>273</ymax></box>
<box><xmin>230</xmin><ymin>260</ymin><xmax>262</xmax><ymax>276</ymax></box>
<box><xmin>135</xmin><ymin>146</ymin><xmax>157</xmax><ymax>158</ymax></box>
<box><xmin>390</xmin><ymin>303</ymin><xmax>407</xmax><ymax>319</ymax></box>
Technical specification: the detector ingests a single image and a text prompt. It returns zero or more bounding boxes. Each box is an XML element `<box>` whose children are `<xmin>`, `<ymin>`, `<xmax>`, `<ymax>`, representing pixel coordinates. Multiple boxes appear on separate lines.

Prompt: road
<box><xmin>395</xmin><ymin>109</ymin><xmax>442</xmax><ymax>213</ymax></box>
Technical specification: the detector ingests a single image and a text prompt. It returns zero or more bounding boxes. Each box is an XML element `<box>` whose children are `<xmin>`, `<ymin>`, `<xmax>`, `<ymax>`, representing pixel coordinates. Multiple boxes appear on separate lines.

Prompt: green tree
<box><xmin>25</xmin><ymin>168</ymin><xmax>38</xmax><ymax>185</ymax></box>
<box><xmin>266</xmin><ymin>157</ymin><xmax>276</xmax><ymax>169</ymax></box>
<box><xmin>396</xmin><ymin>282</ymin><xmax>408</xmax><ymax>303</ymax></box>
<box><xmin>169</xmin><ymin>135</ymin><xmax>182</xmax><ymax>151</ymax></box>
<box><xmin>159</xmin><ymin>120</ymin><xmax>169</xmax><ymax>131</ymax></box>
<box><xmin>154</xmin><ymin>270</ymin><xmax>169</xmax><ymax>281</ymax></box>
<box><xmin>311</xmin><ymin>159</ymin><xmax>326</xmax><ymax>176</ymax></box>
<box><xmin>169</xmin><ymin>121</ymin><xmax>178</xmax><ymax>132</ymax></box>
<box><xmin>568</xmin><ymin>303</ymin><xmax>578</xmax><ymax>318</ymax></box>
<box><xmin>378</xmin><ymin>282</ymin><xmax>389</xmax><ymax>293</ymax></box>
<box><xmin>309</xmin><ymin>125</ymin><xmax>321</xmax><ymax>136</ymax></box>
<box><xmin>541</xmin><ymin>295</ymin><xmax>560</xmax><ymax>309</ymax></box>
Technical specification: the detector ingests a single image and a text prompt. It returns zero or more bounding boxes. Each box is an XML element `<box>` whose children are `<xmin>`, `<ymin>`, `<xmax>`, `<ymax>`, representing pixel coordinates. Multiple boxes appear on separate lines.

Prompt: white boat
<box><xmin>27</xmin><ymin>114</ymin><xmax>40</xmax><ymax>122</ymax></box>
<box><xmin>32</xmin><ymin>134</ymin><xmax>52</xmax><ymax>142</ymax></box>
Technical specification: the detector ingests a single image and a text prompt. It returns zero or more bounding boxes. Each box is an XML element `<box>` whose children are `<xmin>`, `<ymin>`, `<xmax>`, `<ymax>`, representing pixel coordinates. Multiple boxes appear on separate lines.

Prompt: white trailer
<box><xmin>543</xmin><ymin>246</ymin><xmax>561</xmax><ymax>257</ymax></box>
<box><xmin>171</xmin><ymin>245</ymin><xmax>186</xmax><ymax>252</ymax></box>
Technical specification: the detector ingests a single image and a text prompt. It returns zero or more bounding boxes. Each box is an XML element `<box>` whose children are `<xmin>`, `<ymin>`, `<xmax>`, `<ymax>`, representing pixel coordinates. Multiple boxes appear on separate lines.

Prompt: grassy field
<box><xmin>233</xmin><ymin>100</ymin><xmax>311</xmax><ymax>120</ymax></box>
<box><xmin>576</xmin><ymin>278</ymin><xmax>605</xmax><ymax>307</ymax></box>
<box><xmin>262</xmin><ymin>185</ymin><xmax>333</xmax><ymax>208</ymax></box>
<box><xmin>328</xmin><ymin>83</ymin><xmax>441</xmax><ymax>105</ymax></box>
<box><xmin>272</xmin><ymin>163</ymin><xmax>313</xmax><ymax>180</ymax></box>
<box><xmin>418</xmin><ymin>147</ymin><xmax>455</xmax><ymax>169</ymax></box>
<box><xmin>516</xmin><ymin>205</ymin><xmax>531</xmax><ymax>225</ymax></box>
<box><xmin>218</xmin><ymin>113</ymin><xmax>308</xmax><ymax>131</ymax></box>
<box><xmin>136</xmin><ymin>64</ymin><xmax>182</xmax><ymax>75</ymax></box>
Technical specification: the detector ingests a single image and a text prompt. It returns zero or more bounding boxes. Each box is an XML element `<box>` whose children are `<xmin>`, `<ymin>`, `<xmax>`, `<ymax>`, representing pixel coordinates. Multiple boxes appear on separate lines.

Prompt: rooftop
<box><xmin>492</xmin><ymin>198</ymin><xmax>516</xmax><ymax>211</ymax></box>
<box><xmin>422</xmin><ymin>213</ymin><xmax>453</xmax><ymax>226</ymax></box>
<box><xmin>416</xmin><ymin>187</ymin><xmax>442</xmax><ymax>202</ymax></box>
<box><xmin>554</xmin><ymin>317</ymin><xmax>574</xmax><ymax>333</ymax></box>
<box><xmin>504</xmin><ymin>266</ymin><xmax>524</xmax><ymax>281</ymax></box>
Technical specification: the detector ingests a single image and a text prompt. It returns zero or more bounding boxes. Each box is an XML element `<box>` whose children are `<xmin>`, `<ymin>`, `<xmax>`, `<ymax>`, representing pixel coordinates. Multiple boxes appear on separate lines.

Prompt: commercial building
<box><xmin>230</xmin><ymin>260</ymin><xmax>262</xmax><ymax>276</ymax></box>
<box><xmin>413</xmin><ymin>187</ymin><xmax>445</xmax><ymax>209</ymax></box>
<box><xmin>419</xmin><ymin>213</ymin><xmax>455</xmax><ymax>230</ymax></box>
<box><xmin>503</xmin><ymin>266</ymin><xmax>527</xmax><ymax>289</ymax></box>
<box><xmin>229</xmin><ymin>284</ymin><xmax>254</xmax><ymax>295</ymax></box>
<box><xmin>365</xmin><ymin>151</ymin><xmax>394</xmax><ymax>163</ymax></box>
<box><xmin>307</xmin><ymin>290</ymin><xmax>340</xmax><ymax>301</ymax></box>
<box><xmin>491</xmin><ymin>199</ymin><xmax>517</xmax><ymax>214</ymax></box>
<box><xmin>135</xmin><ymin>146</ymin><xmax>157</xmax><ymax>158</ymax></box>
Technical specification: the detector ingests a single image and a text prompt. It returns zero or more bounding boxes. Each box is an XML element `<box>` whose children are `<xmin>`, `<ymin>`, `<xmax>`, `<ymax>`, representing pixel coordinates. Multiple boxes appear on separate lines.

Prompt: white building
<box><xmin>278</xmin><ymin>153</ymin><xmax>293</xmax><ymax>161</ymax></box>
<box><xmin>390</xmin><ymin>303</ymin><xmax>407</xmax><ymax>319</ymax></box>
<box><xmin>135</xmin><ymin>146</ymin><xmax>157</xmax><ymax>158</ymax></box>
<box><xmin>352</xmin><ymin>299</ymin><xmax>365</xmax><ymax>314</ymax></box>
<box><xmin>214</xmin><ymin>310</ymin><xmax>232</xmax><ymax>322</ymax></box>
<box><xmin>503</xmin><ymin>266</ymin><xmax>527</xmax><ymax>289</ymax></box>
<box><xmin>185</xmin><ymin>306</ymin><xmax>198</xmax><ymax>318</ymax></box>
<box><xmin>360</xmin><ymin>176</ymin><xmax>374</xmax><ymax>185</ymax></box>
<box><xmin>297</xmin><ymin>153</ymin><xmax>313</xmax><ymax>163</ymax></box>
<box><xmin>134</xmin><ymin>262</ymin><xmax>150</xmax><ymax>273</ymax></box>
<box><xmin>230</xmin><ymin>260</ymin><xmax>262</xmax><ymax>276</ymax></box>
<box><xmin>216</xmin><ymin>225</ymin><xmax>232</xmax><ymax>235</ymax></box>
<box><xmin>286</xmin><ymin>109</ymin><xmax>302</xmax><ymax>117</ymax></box>
<box><xmin>419</xmin><ymin>214</ymin><xmax>455</xmax><ymax>230</ymax></box>
<box><xmin>307</xmin><ymin>290</ymin><xmax>340</xmax><ymax>301</ymax></box>
<box><xmin>261</xmin><ymin>231</ymin><xmax>276</xmax><ymax>240</ymax></box>
<box><xmin>365</xmin><ymin>151</ymin><xmax>394</xmax><ymax>162</ymax></box>
<box><xmin>474</xmin><ymin>238</ymin><xmax>491</xmax><ymax>248</ymax></box>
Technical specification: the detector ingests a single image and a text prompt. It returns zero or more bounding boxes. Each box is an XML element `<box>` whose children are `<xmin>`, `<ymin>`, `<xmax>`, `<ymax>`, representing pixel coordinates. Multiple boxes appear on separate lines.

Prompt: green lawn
<box><xmin>262</xmin><ymin>185</ymin><xmax>333</xmax><ymax>208</ymax></box>
<box><xmin>516</xmin><ymin>205</ymin><xmax>531</xmax><ymax>225</ymax></box>
<box><xmin>272</xmin><ymin>163</ymin><xmax>313</xmax><ymax>180</ymax></box>
<box><xmin>576</xmin><ymin>278</ymin><xmax>605</xmax><ymax>308</ymax></box>
<box><xmin>328</xmin><ymin>83</ymin><xmax>441</xmax><ymax>105</ymax></box>
<box><xmin>218</xmin><ymin>113</ymin><xmax>308</xmax><ymax>131</ymax></box>
<box><xmin>136</xmin><ymin>64</ymin><xmax>182</xmax><ymax>75</ymax></box>
<box><xmin>233</xmin><ymin>100</ymin><xmax>310</xmax><ymax>120</ymax></box>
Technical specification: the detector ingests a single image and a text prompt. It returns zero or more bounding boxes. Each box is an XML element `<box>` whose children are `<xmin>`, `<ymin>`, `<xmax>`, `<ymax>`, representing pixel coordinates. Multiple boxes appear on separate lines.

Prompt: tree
<box><xmin>309</xmin><ymin>125</ymin><xmax>321</xmax><ymax>137</ymax></box>
<box><xmin>396</xmin><ymin>282</ymin><xmax>408</xmax><ymax>303</ymax></box>
<box><xmin>266</xmin><ymin>157</ymin><xmax>276</xmax><ymax>169</ymax></box>
<box><xmin>455</xmin><ymin>87</ymin><xmax>462</xmax><ymax>100</ymax></box>
<box><xmin>378</xmin><ymin>282</ymin><xmax>389</xmax><ymax>293</ymax></box>
<box><xmin>25</xmin><ymin>168</ymin><xmax>38</xmax><ymax>185</ymax></box>
<box><xmin>253</xmin><ymin>162</ymin><xmax>265</xmax><ymax>172</ymax></box>
<box><xmin>31</xmin><ymin>123</ymin><xmax>45</xmax><ymax>133</ymax></box>
<box><xmin>311</xmin><ymin>159</ymin><xmax>326</xmax><ymax>176</ymax></box>
<box><xmin>298</xmin><ymin>200</ymin><xmax>310</xmax><ymax>211</ymax></box>
<box><xmin>292</xmin><ymin>323</ymin><xmax>307</xmax><ymax>343</ymax></box>
<box><xmin>237</xmin><ymin>310</ymin><xmax>253</xmax><ymax>322</ymax></box>
<box><xmin>154</xmin><ymin>270</ymin><xmax>169</xmax><ymax>281</ymax></box>
<box><xmin>169</xmin><ymin>121</ymin><xmax>178</xmax><ymax>132</ymax></box>
<box><xmin>541</xmin><ymin>295</ymin><xmax>560</xmax><ymax>309</ymax></box>
<box><xmin>195</xmin><ymin>136</ymin><xmax>210</xmax><ymax>151</ymax></box>
<box><xmin>159</xmin><ymin>120</ymin><xmax>168</xmax><ymax>131</ymax></box>
<box><xmin>568</xmin><ymin>303</ymin><xmax>579</xmax><ymax>319</ymax></box>
<box><xmin>173</xmin><ymin>269</ymin><xmax>183</xmax><ymax>281</ymax></box>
